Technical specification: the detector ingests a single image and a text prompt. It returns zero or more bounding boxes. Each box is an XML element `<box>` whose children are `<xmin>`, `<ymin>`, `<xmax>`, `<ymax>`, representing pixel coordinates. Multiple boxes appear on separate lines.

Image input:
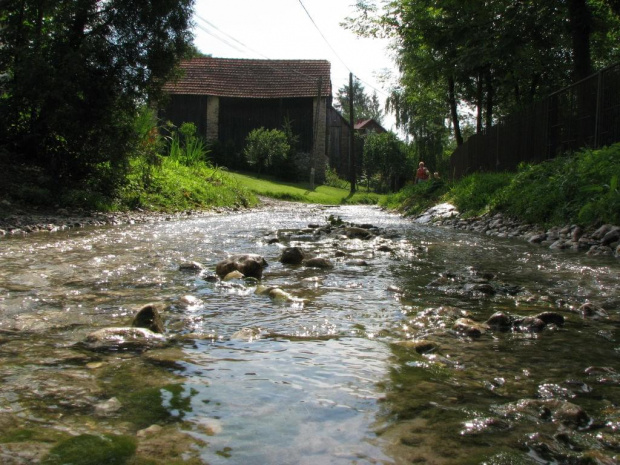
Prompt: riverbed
<box><xmin>0</xmin><ymin>203</ymin><xmax>618</xmax><ymax>464</ymax></box>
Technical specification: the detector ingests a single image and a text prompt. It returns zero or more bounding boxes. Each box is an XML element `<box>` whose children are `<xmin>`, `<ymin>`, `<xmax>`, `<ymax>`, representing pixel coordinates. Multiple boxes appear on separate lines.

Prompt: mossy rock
<box><xmin>42</xmin><ymin>434</ymin><xmax>136</xmax><ymax>465</ymax></box>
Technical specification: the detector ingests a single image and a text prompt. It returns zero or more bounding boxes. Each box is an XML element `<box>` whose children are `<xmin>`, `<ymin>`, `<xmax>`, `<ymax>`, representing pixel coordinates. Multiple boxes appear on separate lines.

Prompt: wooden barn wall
<box><xmin>218</xmin><ymin>97</ymin><xmax>314</xmax><ymax>152</ymax></box>
<box><xmin>160</xmin><ymin>95</ymin><xmax>208</xmax><ymax>137</ymax></box>
<box><xmin>326</xmin><ymin>108</ymin><xmax>350</xmax><ymax>177</ymax></box>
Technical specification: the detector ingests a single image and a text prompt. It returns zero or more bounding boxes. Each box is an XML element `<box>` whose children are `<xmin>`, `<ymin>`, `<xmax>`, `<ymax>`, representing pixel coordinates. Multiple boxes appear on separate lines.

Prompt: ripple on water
<box><xmin>0</xmin><ymin>205</ymin><xmax>618</xmax><ymax>464</ymax></box>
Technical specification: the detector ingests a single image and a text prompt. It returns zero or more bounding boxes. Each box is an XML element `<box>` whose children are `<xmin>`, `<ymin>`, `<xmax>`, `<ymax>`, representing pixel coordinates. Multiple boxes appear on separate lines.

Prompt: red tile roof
<box><xmin>354</xmin><ymin>118</ymin><xmax>386</xmax><ymax>132</ymax></box>
<box><xmin>163</xmin><ymin>57</ymin><xmax>332</xmax><ymax>99</ymax></box>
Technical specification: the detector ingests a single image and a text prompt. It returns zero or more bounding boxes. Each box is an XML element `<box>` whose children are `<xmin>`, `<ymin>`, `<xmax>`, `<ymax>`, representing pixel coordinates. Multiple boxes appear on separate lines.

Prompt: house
<box><xmin>161</xmin><ymin>57</ymin><xmax>332</xmax><ymax>180</ymax></box>
<box><xmin>354</xmin><ymin>119</ymin><xmax>386</xmax><ymax>135</ymax></box>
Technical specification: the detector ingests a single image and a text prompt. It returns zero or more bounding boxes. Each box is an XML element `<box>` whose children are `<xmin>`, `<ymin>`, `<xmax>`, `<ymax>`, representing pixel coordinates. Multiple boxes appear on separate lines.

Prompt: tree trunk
<box><xmin>485</xmin><ymin>71</ymin><xmax>494</xmax><ymax>130</ymax></box>
<box><xmin>448</xmin><ymin>77</ymin><xmax>463</xmax><ymax>146</ymax></box>
<box><xmin>476</xmin><ymin>72</ymin><xmax>483</xmax><ymax>134</ymax></box>
<box><xmin>567</xmin><ymin>0</ymin><xmax>592</xmax><ymax>81</ymax></box>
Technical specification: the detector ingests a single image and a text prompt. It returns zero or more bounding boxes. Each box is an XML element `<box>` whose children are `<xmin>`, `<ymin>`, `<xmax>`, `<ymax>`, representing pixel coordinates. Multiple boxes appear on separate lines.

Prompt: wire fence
<box><xmin>450</xmin><ymin>62</ymin><xmax>620</xmax><ymax>179</ymax></box>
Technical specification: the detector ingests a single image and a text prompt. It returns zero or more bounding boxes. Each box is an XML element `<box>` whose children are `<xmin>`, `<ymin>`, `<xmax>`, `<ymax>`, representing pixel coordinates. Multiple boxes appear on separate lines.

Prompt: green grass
<box><xmin>383</xmin><ymin>143</ymin><xmax>620</xmax><ymax>228</ymax></box>
<box><xmin>116</xmin><ymin>159</ymin><xmax>258</xmax><ymax>212</ymax></box>
<box><xmin>224</xmin><ymin>171</ymin><xmax>386</xmax><ymax>205</ymax></box>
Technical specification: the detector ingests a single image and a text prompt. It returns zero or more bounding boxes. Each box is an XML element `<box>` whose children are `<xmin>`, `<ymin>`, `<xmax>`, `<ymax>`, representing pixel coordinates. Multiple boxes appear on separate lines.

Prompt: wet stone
<box><xmin>132</xmin><ymin>304</ymin><xmax>165</xmax><ymax>334</ymax></box>
<box><xmin>535</xmin><ymin>311</ymin><xmax>565</xmax><ymax>326</ymax></box>
<box><xmin>485</xmin><ymin>312</ymin><xmax>514</xmax><ymax>330</ymax></box>
<box><xmin>223</xmin><ymin>270</ymin><xmax>245</xmax><ymax>281</ymax></box>
<box><xmin>178</xmin><ymin>261</ymin><xmax>204</xmax><ymax>272</ymax></box>
<box><xmin>280</xmin><ymin>247</ymin><xmax>305</xmax><ymax>265</ymax></box>
<box><xmin>395</xmin><ymin>340</ymin><xmax>437</xmax><ymax>354</ymax></box>
<box><xmin>513</xmin><ymin>317</ymin><xmax>546</xmax><ymax>332</ymax></box>
<box><xmin>578</xmin><ymin>302</ymin><xmax>608</xmax><ymax>319</ymax></box>
<box><xmin>344</xmin><ymin>227</ymin><xmax>373</xmax><ymax>239</ymax></box>
<box><xmin>453</xmin><ymin>318</ymin><xmax>489</xmax><ymax>338</ymax></box>
<box><xmin>94</xmin><ymin>397</ymin><xmax>123</xmax><ymax>417</ymax></box>
<box><xmin>215</xmin><ymin>254</ymin><xmax>268</xmax><ymax>279</ymax></box>
<box><xmin>302</xmin><ymin>257</ymin><xmax>334</xmax><ymax>269</ymax></box>
<box><xmin>82</xmin><ymin>327</ymin><xmax>167</xmax><ymax>351</ymax></box>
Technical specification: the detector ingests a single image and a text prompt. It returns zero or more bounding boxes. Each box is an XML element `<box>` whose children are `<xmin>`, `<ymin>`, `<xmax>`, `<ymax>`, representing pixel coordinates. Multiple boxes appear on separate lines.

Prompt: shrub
<box><xmin>324</xmin><ymin>167</ymin><xmax>350</xmax><ymax>189</ymax></box>
<box><xmin>168</xmin><ymin>122</ymin><xmax>210</xmax><ymax>167</ymax></box>
<box><xmin>243</xmin><ymin>128</ymin><xmax>290</xmax><ymax>174</ymax></box>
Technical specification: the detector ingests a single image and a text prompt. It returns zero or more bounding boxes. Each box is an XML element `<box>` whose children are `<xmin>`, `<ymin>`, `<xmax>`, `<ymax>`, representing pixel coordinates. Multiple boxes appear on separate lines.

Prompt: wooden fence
<box><xmin>450</xmin><ymin>62</ymin><xmax>620</xmax><ymax>179</ymax></box>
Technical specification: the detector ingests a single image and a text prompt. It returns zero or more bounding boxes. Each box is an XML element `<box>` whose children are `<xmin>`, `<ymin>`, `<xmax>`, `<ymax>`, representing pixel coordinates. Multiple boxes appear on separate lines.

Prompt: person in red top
<box><xmin>415</xmin><ymin>161</ymin><xmax>430</xmax><ymax>184</ymax></box>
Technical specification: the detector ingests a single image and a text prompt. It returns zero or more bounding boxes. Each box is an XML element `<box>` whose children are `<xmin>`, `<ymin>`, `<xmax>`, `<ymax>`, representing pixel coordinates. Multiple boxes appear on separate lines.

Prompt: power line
<box><xmin>193</xmin><ymin>15</ymin><xmax>322</xmax><ymax>83</ymax></box>
<box><xmin>297</xmin><ymin>0</ymin><xmax>351</xmax><ymax>73</ymax></box>
<box><xmin>195</xmin><ymin>14</ymin><xmax>269</xmax><ymax>60</ymax></box>
<box><xmin>295</xmin><ymin>0</ymin><xmax>389</xmax><ymax>99</ymax></box>
<box><xmin>194</xmin><ymin>11</ymin><xmax>391</xmax><ymax>98</ymax></box>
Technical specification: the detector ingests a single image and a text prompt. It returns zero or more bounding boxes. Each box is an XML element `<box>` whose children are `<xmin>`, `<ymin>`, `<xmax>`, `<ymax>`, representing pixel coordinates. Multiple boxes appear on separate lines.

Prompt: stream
<box><xmin>0</xmin><ymin>203</ymin><xmax>619</xmax><ymax>464</ymax></box>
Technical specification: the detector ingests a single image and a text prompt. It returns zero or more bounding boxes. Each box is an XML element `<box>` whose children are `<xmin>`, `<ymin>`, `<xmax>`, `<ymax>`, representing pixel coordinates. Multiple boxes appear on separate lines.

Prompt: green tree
<box><xmin>0</xmin><ymin>0</ymin><xmax>195</xmax><ymax>193</ymax></box>
<box><xmin>334</xmin><ymin>78</ymin><xmax>383</xmax><ymax>123</ymax></box>
<box><xmin>345</xmin><ymin>0</ymin><xmax>619</xmax><ymax>144</ymax></box>
<box><xmin>362</xmin><ymin>131</ymin><xmax>407</xmax><ymax>192</ymax></box>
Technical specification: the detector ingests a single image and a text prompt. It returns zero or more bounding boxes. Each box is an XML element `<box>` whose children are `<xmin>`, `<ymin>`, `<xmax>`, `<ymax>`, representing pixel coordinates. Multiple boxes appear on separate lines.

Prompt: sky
<box><xmin>192</xmin><ymin>0</ymin><xmax>399</xmax><ymax>130</ymax></box>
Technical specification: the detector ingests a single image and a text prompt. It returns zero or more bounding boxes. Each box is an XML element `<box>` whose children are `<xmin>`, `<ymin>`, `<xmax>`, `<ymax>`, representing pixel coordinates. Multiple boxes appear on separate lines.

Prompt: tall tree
<box><xmin>0</xmin><ymin>0</ymin><xmax>195</xmax><ymax>190</ymax></box>
<box><xmin>344</xmin><ymin>0</ymin><xmax>619</xmax><ymax>145</ymax></box>
<box><xmin>334</xmin><ymin>78</ymin><xmax>383</xmax><ymax>123</ymax></box>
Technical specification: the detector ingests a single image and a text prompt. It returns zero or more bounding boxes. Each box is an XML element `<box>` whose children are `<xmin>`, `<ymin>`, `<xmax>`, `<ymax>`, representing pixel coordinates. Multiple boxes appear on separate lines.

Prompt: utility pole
<box><xmin>348</xmin><ymin>72</ymin><xmax>356</xmax><ymax>193</ymax></box>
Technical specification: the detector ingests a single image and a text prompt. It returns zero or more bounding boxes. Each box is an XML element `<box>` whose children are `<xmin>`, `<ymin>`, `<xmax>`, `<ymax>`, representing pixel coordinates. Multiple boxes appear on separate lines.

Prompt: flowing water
<box><xmin>0</xmin><ymin>204</ymin><xmax>618</xmax><ymax>464</ymax></box>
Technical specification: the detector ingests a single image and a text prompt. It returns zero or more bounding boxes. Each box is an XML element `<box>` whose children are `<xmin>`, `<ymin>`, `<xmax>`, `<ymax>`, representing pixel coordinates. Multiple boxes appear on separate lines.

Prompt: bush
<box><xmin>243</xmin><ymin>128</ymin><xmax>290</xmax><ymax>175</ymax></box>
<box><xmin>324</xmin><ymin>167</ymin><xmax>350</xmax><ymax>189</ymax></box>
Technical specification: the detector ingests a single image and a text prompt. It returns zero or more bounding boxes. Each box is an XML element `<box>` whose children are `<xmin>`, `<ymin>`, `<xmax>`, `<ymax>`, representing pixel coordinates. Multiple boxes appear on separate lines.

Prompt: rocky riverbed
<box><xmin>415</xmin><ymin>202</ymin><xmax>620</xmax><ymax>258</ymax></box>
<box><xmin>0</xmin><ymin>201</ymin><xmax>618</xmax><ymax>464</ymax></box>
<box><xmin>3</xmin><ymin>199</ymin><xmax>619</xmax><ymax>261</ymax></box>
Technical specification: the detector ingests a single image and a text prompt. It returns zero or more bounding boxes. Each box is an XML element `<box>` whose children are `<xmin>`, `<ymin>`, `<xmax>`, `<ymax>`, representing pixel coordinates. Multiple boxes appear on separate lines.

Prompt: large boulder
<box><xmin>215</xmin><ymin>254</ymin><xmax>268</xmax><ymax>279</ymax></box>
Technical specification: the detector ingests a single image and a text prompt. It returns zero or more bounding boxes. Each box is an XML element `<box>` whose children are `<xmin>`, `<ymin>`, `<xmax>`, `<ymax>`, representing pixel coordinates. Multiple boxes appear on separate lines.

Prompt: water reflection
<box><xmin>0</xmin><ymin>204</ymin><xmax>618</xmax><ymax>463</ymax></box>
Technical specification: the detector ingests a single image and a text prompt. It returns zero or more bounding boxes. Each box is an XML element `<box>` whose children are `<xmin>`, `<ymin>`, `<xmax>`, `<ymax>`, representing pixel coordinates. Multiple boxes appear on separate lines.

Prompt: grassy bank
<box><xmin>382</xmin><ymin>143</ymin><xmax>620</xmax><ymax>227</ymax></box>
<box><xmin>0</xmin><ymin>158</ymin><xmax>384</xmax><ymax>216</ymax></box>
<box><xmin>225</xmin><ymin>171</ymin><xmax>385</xmax><ymax>205</ymax></box>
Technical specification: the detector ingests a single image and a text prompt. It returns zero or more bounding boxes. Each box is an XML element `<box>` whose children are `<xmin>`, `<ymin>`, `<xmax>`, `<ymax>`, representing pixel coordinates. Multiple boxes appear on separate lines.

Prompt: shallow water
<box><xmin>0</xmin><ymin>204</ymin><xmax>618</xmax><ymax>464</ymax></box>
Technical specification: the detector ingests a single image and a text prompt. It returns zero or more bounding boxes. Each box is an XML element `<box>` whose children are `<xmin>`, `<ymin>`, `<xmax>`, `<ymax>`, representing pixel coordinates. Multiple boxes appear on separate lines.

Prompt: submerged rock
<box><xmin>454</xmin><ymin>318</ymin><xmax>489</xmax><ymax>338</ymax></box>
<box><xmin>395</xmin><ymin>340</ymin><xmax>438</xmax><ymax>354</ymax></box>
<box><xmin>223</xmin><ymin>270</ymin><xmax>245</xmax><ymax>281</ymax></box>
<box><xmin>178</xmin><ymin>261</ymin><xmax>204</xmax><ymax>272</ymax></box>
<box><xmin>578</xmin><ymin>302</ymin><xmax>608</xmax><ymax>319</ymax></box>
<box><xmin>83</xmin><ymin>327</ymin><xmax>167</xmax><ymax>351</ymax></box>
<box><xmin>94</xmin><ymin>397</ymin><xmax>123</xmax><ymax>417</ymax></box>
<box><xmin>513</xmin><ymin>316</ymin><xmax>546</xmax><ymax>332</ymax></box>
<box><xmin>485</xmin><ymin>312</ymin><xmax>514</xmax><ymax>330</ymax></box>
<box><xmin>344</xmin><ymin>227</ymin><xmax>373</xmax><ymax>239</ymax></box>
<box><xmin>215</xmin><ymin>254</ymin><xmax>268</xmax><ymax>279</ymax></box>
<box><xmin>535</xmin><ymin>311</ymin><xmax>565</xmax><ymax>326</ymax></box>
<box><xmin>230</xmin><ymin>327</ymin><xmax>261</xmax><ymax>341</ymax></box>
<box><xmin>302</xmin><ymin>257</ymin><xmax>334</xmax><ymax>269</ymax></box>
